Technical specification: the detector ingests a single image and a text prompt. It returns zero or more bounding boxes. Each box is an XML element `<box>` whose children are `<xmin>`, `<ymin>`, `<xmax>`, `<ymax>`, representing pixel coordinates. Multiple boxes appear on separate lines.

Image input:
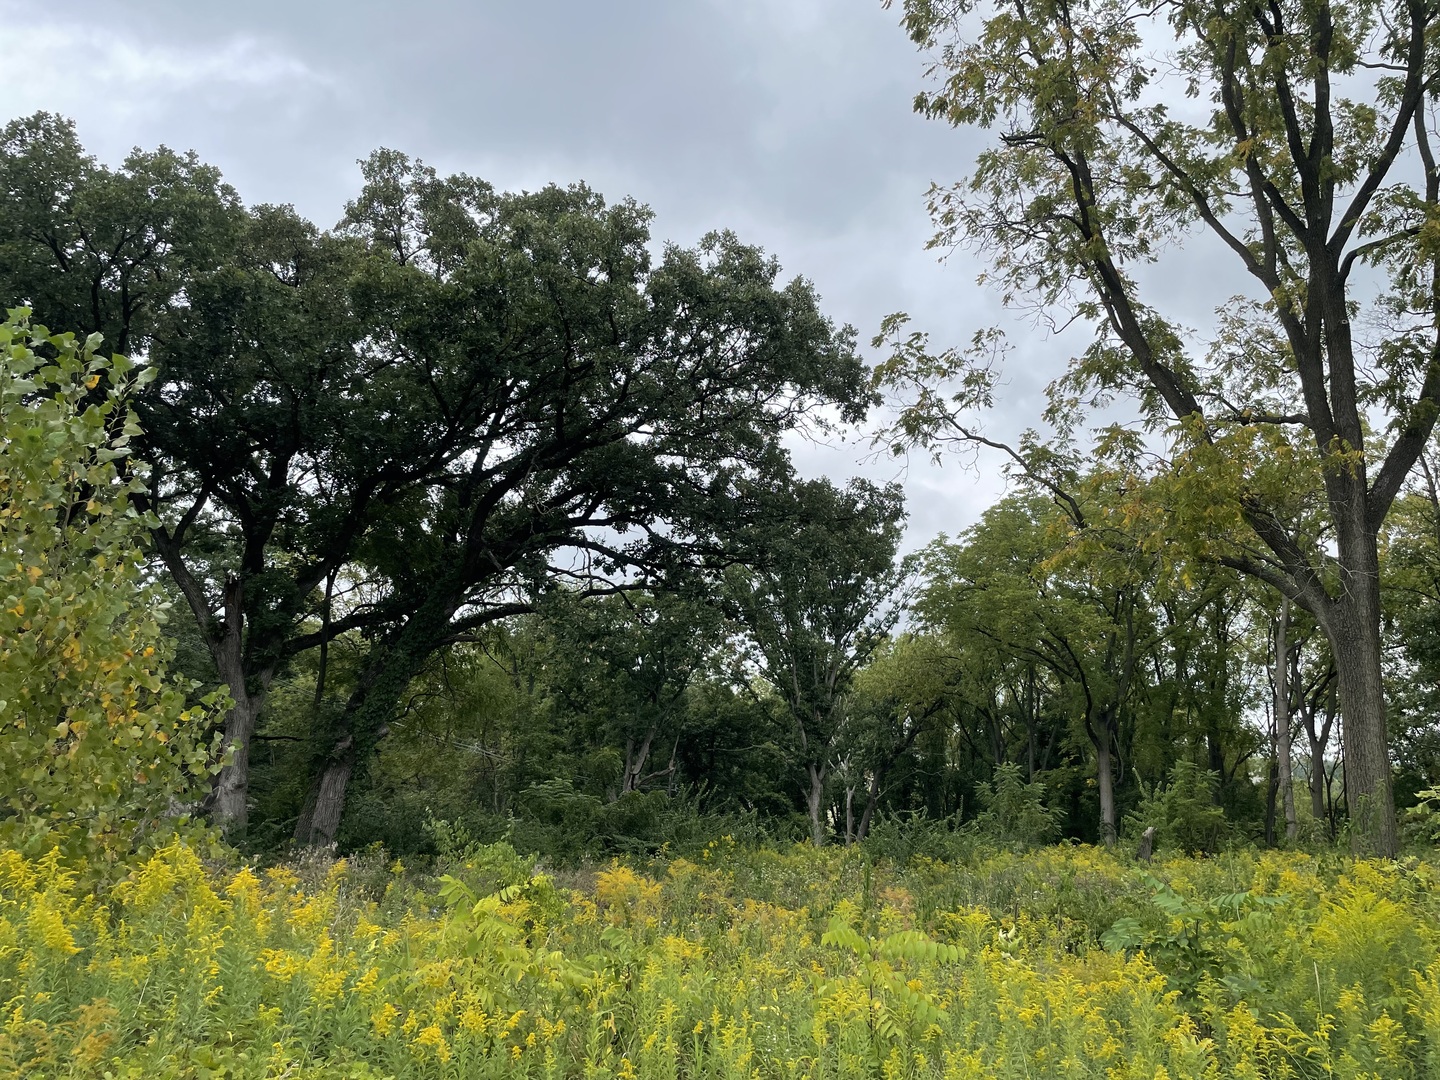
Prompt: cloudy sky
<box><xmin>1</xmin><ymin>0</ymin><xmax>1151</xmax><ymax>549</ymax></box>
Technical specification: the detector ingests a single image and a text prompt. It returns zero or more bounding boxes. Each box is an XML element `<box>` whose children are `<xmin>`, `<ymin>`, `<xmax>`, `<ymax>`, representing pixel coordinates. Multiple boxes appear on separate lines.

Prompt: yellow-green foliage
<box><xmin>1</xmin><ymin>839</ymin><xmax>1438</xmax><ymax>1078</ymax></box>
<box><xmin>0</xmin><ymin>312</ymin><xmax>223</xmax><ymax>870</ymax></box>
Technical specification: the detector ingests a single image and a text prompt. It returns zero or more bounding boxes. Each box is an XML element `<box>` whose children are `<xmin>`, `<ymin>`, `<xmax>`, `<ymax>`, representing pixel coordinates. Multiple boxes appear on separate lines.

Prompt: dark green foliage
<box><xmin>1125</xmin><ymin>761</ymin><xmax>1230</xmax><ymax>855</ymax></box>
<box><xmin>973</xmin><ymin>763</ymin><xmax>1058</xmax><ymax>846</ymax></box>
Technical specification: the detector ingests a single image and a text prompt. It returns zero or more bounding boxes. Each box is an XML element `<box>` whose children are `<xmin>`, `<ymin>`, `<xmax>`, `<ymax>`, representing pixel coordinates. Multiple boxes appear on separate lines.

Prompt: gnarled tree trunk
<box><xmin>806</xmin><ymin>761</ymin><xmax>828</xmax><ymax>847</ymax></box>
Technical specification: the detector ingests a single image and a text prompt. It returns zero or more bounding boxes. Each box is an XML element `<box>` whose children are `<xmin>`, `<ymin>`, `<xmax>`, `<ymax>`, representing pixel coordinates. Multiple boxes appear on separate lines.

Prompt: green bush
<box><xmin>1124</xmin><ymin>759</ymin><xmax>1229</xmax><ymax>854</ymax></box>
<box><xmin>973</xmin><ymin>762</ymin><xmax>1059</xmax><ymax>845</ymax></box>
<box><xmin>0</xmin><ymin>312</ymin><xmax>224</xmax><ymax>873</ymax></box>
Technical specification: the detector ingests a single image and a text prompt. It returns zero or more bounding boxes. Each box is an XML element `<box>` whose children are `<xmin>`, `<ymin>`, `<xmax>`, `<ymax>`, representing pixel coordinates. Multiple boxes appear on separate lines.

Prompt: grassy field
<box><xmin>1</xmin><ymin>837</ymin><xmax>1436</xmax><ymax>1079</ymax></box>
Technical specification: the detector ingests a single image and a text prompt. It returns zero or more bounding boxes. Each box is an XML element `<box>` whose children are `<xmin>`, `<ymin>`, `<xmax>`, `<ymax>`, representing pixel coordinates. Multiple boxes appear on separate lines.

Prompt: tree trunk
<box><xmin>1263</xmin><ymin>757</ymin><xmax>1279</xmax><ymax>847</ymax></box>
<box><xmin>855</xmin><ymin>767</ymin><xmax>884</xmax><ymax>842</ymax></box>
<box><xmin>622</xmin><ymin>727</ymin><xmax>657</xmax><ymax>795</ymax></box>
<box><xmin>211</xmin><ymin>691</ymin><xmax>265</xmax><ymax>840</ymax></box>
<box><xmin>1301</xmin><ymin>670</ymin><xmax>1336</xmax><ymax>826</ymax></box>
<box><xmin>292</xmin><ymin>588</ymin><xmax>463</xmax><ymax>848</ymax></box>
<box><xmin>1308</xmin><ymin>732</ymin><xmax>1328</xmax><ymax>821</ymax></box>
<box><xmin>154</xmin><ymin>551</ymin><xmax>273</xmax><ymax>843</ymax></box>
<box><xmin>806</xmin><ymin>761</ymin><xmax>828</xmax><ymax>847</ymax></box>
<box><xmin>202</xmin><ymin>576</ymin><xmax>274</xmax><ymax>843</ymax></box>
<box><xmin>293</xmin><ymin>735</ymin><xmax>355</xmax><ymax>849</ymax></box>
<box><xmin>1328</xmin><ymin>573</ymin><xmax>1397</xmax><ymax>856</ymax></box>
<box><xmin>1096</xmin><ymin>736</ymin><xmax>1117</xmax><ymax>847</ymax></box>
<box><xmin>1274</xmin><ymin>599</ymin><xmax>1297</xmax><ymax>842</ymax></box>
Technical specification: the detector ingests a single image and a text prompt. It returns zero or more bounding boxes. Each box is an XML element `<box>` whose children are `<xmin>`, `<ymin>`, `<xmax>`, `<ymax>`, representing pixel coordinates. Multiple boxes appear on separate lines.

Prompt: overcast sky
<box><xmin>0</xmin><ymin>0</ymin><xmax>1205</xmax><ymax>550</ymax></box>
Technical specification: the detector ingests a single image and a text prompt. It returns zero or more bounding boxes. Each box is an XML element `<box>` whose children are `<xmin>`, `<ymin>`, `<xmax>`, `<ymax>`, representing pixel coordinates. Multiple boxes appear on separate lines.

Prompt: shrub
<box><xmin>973</xmin><ymin>762</ymin><xmax>1058</xmax><ymax>845</ymax></box>
<box><xmin>0</xmin><ymin>312</ymin><xmax>224</xmax><ymax>872</ymax></box>
<box><xmin>1124</xmin><ymin>759</ymin><xmax>1230</xmax><ymax>854</ymax></box>
<box><xmin>861</xmin><ymin>808</ymin><xmax>974</xmax><ymax>863</ymax></box>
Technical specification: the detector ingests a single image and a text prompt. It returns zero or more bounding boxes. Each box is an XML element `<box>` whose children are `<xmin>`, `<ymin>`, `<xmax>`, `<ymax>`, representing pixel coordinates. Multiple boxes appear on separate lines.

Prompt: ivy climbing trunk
<box><xmin>293</xmin><ymin>592</ymin><xmax>458</xmax><ymax>848</ymax></box>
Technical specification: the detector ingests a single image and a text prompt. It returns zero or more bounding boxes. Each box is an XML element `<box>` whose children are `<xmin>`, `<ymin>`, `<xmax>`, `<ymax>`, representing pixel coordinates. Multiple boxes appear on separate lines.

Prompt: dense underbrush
<box><xmin>2</xmin><ymin>839</ymin><xmax>1436</xmax><ymax>1078</ymax></box>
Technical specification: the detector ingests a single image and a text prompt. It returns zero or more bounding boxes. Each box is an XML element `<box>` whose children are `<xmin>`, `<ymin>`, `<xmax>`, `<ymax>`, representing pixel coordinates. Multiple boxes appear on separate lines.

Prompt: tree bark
<box><xmin>844</xmin><ymin>781</ymin><xmax>856</xmax><ymax>845</ymax></box>
<box><xmin>292</xmin><ymin>735</ymin><xmax>354</xmax><ymax>849</ymax></box>
<box><xmin>211</xmin><ymin>691</ymin><xmax>265</xmax><ymax>839</ymax></box>
<box><xmin>1096</xmin><ymin>736</ymin><xmax>1117</xmax><ymax>847</ymax></box>
<box><xmin>1300</xmin><ymin>667</ymin><xmax>1337</xmax><ymax>827</ymax></box>
<box><xmin>157</xmin><ymin>557</ymin><xmax>275</xmax><ymax>843</ymax></box>
<box><xmin>1325</xmin><ymin>539</ymin><xmax>1398</xmax><ymax>856</ymax></box>
<box><xmin>292</xmin><ymin>590</ymin><xmax>459</xmax><ymax>848</ymax></box>
<box><xmin>621</xmin><ymin>727</ymin><xmax>657</xmax><ymax>795</ymax></box>
<box><xmin>1308</xmin><ymin>737</ymin><xmax>1327</xmax><ymax>822</ymax></box>
<box><xmin>855</xmin><ymin>767</ymin><xmax>884</xmax><ymax>843</ymax></box>
<box><xmin>806</xmin><ymin>761</ymin><xmax>828</xmax><ymax>847</ymax></box>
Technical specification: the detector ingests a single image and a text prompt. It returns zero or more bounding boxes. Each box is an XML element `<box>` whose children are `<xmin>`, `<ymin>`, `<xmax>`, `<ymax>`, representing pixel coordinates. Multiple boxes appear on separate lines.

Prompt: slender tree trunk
<box><xmin>1263</xmin><ymin>758</ymin><xmax>1279</xmax><ymax>847</ymax></box>
<box><xmin>1308</xmin><ymin>733</ymin><xmax>1327</xmax><ymax>820</ymax></box>
<box><xmin>844</xmin><ymin>782</ymin><xmax>856</xmax><ymax>845</ymax></box>
<box><xmin>1301</xmin><ymin>672</ymin><xmax>1336</xmax><ymax>825</ymax></box>
<box><xmin>855</xmin><ymin>767</ymin><xmax>884</xmax><ymax>842</ymax></box>
<box><xmin>1025</xmin><ymin>666</ymin><xmax>1037</xmax><ymax>780</ymax></box>
<box><xmin>1275</xmin><ymin>599</ymin><xmax>1297</xmax><ymax>842</ymax></box>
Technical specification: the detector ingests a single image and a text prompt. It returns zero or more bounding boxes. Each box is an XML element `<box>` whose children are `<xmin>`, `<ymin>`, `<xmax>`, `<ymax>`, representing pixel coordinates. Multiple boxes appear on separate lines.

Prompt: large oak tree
<box><xmin>0</xmin><ymin>115</ymin><xmax>870</xmax><ymax>844</ymax></box>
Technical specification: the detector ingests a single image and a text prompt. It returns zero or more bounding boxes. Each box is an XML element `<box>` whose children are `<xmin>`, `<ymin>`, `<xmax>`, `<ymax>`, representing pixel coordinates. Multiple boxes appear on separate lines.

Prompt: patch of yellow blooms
<box><xmin>0</xmin><ymin>840</ymin><xmax>1437</xmax><ymax>1077</ymax></box>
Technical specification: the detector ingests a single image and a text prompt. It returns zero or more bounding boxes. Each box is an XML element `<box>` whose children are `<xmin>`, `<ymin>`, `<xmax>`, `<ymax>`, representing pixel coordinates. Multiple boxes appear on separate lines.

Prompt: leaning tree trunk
<box><xmin>621</xmin><ymin>727</ymin><xmax>657</xmax><ymax>795</ymax></box>
<box><xmin>292</xmin><ymin>734</ymin><xmax>356</xmax><ymax>849</ymax></box>
<box><xmin>293</xmin><ymin>598</ymin><xmax>453</xmax><ymax>848</ymax></box>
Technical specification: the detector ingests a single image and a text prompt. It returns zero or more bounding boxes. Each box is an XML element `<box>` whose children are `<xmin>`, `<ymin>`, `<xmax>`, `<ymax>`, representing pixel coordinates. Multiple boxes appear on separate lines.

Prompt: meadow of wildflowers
<box><xmin>1</xmin><ymin>837</ymin><xmax>1436</xmax><ymax>1079</ymax></box>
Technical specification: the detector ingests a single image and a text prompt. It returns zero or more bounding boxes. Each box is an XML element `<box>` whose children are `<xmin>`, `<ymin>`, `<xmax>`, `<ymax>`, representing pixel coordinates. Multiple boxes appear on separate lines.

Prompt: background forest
<box><xmin>3</xmin><ymin>102</ymin><xmax>1440</xmax><ymax>863</ymax></box>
